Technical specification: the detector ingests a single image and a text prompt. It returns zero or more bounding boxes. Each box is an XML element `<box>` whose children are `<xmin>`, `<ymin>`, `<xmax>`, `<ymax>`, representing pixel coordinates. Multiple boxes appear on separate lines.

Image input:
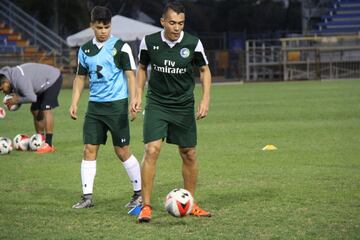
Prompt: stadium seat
<box><xmin>317</xmin><ymin>0</ymin><xmax>360</xmax><ymax>35</ymax></box>
<box><xmin>0</xmin><ymin>40</ymin><xmax>17</xmax><ymax>46</ymax></box>
<box><xmin>0</xmin><ymin>27</ymin><xmax>13</xmax><ymax>35</ymax></box>
<box><xmin>0</xmin><ymin>21</ymin><xmax>36</xmax><ymax>59</ymax></box>
<box><xmin>0</xmin><ymin>0</ymin><xmax>71</xmax><ymax>71</ymax></box>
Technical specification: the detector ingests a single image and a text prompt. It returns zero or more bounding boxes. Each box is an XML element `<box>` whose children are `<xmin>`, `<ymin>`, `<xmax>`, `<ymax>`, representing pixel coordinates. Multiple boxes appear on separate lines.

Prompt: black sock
<box><xmin>134</xmin><ymin>190</ymin><xmax>141</xmax><ymax>196</ymax></box>
<box><xmin>45</xmin><ymin>133</ymin><xmax>53</xmax><ymax>146</ymax></box>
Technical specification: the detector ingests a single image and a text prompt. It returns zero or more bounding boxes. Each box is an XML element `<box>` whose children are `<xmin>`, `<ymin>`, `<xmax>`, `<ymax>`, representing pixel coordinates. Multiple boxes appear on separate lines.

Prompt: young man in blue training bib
<box><xmin>69</xmin><ymin>6</ymin><xmax>141</xmax><ymax>209</ymax></box>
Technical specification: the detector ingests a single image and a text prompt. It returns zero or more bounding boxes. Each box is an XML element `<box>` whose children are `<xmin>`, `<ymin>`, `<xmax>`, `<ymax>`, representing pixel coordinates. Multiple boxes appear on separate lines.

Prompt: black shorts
<box><xmin>30</xmin><ymin>75</ymin><xmax>63</xmax><ymax>111</ymax></box>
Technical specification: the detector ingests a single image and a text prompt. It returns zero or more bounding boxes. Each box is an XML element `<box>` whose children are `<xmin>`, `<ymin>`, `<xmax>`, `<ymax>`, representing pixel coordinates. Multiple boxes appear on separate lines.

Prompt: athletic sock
<box><xmin>45</xmin><ymin>133</ymin><xmax>53</xmax><ymax>146</ymax></box>
<box><xmin>83</xmin><ymin>193</ymin><xmax>93</xmax><ymax>200</ymax></box>
<box><xmin>81</xmin><ymin>160</ymin><xmax>97</xmax><ymax>195</ymax></box>
<box><xmin>122</xmin><ymin>155</ymin><xmax>141</xmax><ymax>192</ymax></box>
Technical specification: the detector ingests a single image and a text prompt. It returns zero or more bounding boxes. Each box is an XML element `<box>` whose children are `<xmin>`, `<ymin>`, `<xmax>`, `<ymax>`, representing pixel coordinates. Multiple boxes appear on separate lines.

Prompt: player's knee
<box><xmin>114</xmin><ymin>145</ymin><xmax>131</xmax><ymax>161</ymax></box>
<box><xmin>145</xmin><ymin>144</ymin><xmax>160</xmax><ymax>159</ymax></box>
<box><xmin>32</xmin><ymin>110</ymin><xmax>44</xmax><ymax>121</ymax></box>
<box><xmin>83</xmin><ymin>145</ymin><xmax>97</xmax><ymax>159</ymax></box>
<box><xmin>180</xmin><ymin>147</ymin><xmax>196</xmax><ymax>159</ymax></box>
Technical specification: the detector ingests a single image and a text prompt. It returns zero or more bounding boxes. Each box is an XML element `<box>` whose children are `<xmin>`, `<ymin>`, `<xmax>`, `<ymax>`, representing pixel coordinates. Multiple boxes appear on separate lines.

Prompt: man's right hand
<box><xmin>69</xmin><ymin>105</ymin><xmax>77</xmax><ymax>120</ymax></box>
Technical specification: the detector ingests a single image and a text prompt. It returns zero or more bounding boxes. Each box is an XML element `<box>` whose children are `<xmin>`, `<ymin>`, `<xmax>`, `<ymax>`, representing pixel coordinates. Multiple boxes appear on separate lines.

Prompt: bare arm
<box><xmin>196</xmin><ymin>65</ymin><xmax>212</xmax><ymax>120</ymax></box>
<box><xmin>69</xmin><ymin>75</ymin><xmax>86</xmax><ymax>120</ymax></box>
<box><xmin>125</xmin><ymin>69</ymin><xmax>137</xmax><ymax>121</ymax></box>
<box><xmin>134</xmin><ymin>63</ymin><xmax>148</xmax><ymax>113</ymax></box>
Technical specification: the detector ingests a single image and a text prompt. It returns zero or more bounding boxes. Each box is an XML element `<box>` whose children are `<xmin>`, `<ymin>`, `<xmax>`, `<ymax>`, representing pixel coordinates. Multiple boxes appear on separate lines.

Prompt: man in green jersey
<box><xmin>135</xmin><ymin>1</ymin><xmax>212</xmax><ymax>223</ymax></box>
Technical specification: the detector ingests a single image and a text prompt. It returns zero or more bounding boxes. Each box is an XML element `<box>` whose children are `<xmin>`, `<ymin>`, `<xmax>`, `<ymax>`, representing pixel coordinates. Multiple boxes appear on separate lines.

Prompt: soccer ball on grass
<box><xmin>165</xmin><ymin>188</ymin><xmax>194</xmax><ymax>217</ymax></box>
<box><xmin>0</xmin><ymin>107</ymin><xmax>6</xmax><ymax>119</ymax></box>
<box><xmin>13</xmin><ymin>134</ymin><xmax>30</xmax><ymax>151</ymax></box>
<box><xmin>29</xmin><ymin>133</ymin><xmax>45</xmax><ymax>151</ymax></box>
<box><xmin>0</xmin><ymin>136</ymin><xmax>13</xmax><ymax>154</ymax></box>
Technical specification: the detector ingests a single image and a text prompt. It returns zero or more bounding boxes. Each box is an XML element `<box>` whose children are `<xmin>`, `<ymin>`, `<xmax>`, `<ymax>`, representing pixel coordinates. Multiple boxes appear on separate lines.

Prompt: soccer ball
<box><xmin>165</xmin><ymin>188</ymin><xmax>194</xmax><ymax>217</ymax></box>
<box><xmin>29</xmin><ymin>133</ymin><xmax>45</xmax><ymax>151</ymax></box>
<box><xmin>0</xmin><ymin>107</ymin><xmax>6</xmax><ymax>119</ymax></box>
<box><xmin>0</xmin><ymin>136</ymin><xmax>13</xmax><ymax>154</ymax></box>
<box><xmin>3</xmin><ymin>94</ymin><xmax>21</xmax><ymax>111</ymax></box>
<box><xmin>13</xmin><ymin>134</ymin><xmax>30</xmax><ymax>151</ymax></box>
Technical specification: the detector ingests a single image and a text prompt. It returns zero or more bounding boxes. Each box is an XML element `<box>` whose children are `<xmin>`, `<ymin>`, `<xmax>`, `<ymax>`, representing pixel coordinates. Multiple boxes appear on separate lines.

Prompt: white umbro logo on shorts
<box><xmin>45</xmin><ymin>105</ymin><xmax>51</xmax><ymax>109</ymax></box>
<box><xmin>121</xmin><ymin>138</ymin><xmax>126</xmax><ymax>143</ymax></box>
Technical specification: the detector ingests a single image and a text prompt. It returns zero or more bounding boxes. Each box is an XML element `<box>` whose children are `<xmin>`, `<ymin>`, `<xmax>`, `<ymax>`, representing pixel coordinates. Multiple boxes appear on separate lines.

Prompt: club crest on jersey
<box><xmin>112</xmin><ymin>48</ymin><xmax>117</xmax><ymax>56</ymax></box>
<box><xmin>180</xmin><ymin>48</ymin><xmax>190</xmax><ymax>58</ymax></box>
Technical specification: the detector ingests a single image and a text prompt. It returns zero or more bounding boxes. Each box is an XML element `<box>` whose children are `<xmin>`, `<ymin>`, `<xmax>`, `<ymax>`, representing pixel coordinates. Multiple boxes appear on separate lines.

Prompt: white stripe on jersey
<box><xmin>76</xmin><ymin>58</ymin><xmax>80</xmax><ymax>75</ymax></box>
<box><xmin>195</xmin><ymin>40</ymin><xmax>209</xmax><ymax>65</ymax></box>
<box><xmin>16</xmin><ymin>66</ymin><xmax>25</xmax><ymax>76</ymax></box>
<box><xmin>121</xmin><ymin>43</ymin><xmax>136</xmax><ymax>70</ymax></box>
<box><xmin>138</xmin><ymin>37</ymin><xmax>147</xmax><ymax>60</ymax></box>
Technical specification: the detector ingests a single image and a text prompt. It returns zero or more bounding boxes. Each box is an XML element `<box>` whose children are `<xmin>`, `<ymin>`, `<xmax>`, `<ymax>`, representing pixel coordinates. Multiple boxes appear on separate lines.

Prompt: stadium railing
<box><xmin>0</xmin><ymin>0</ymin><xmax>71</xmax><ymax>72</ymax></box>
<box><xmin>246</xmin><ymin>35</ymin><xmax>360</xmax><ymax>81</ymax></box>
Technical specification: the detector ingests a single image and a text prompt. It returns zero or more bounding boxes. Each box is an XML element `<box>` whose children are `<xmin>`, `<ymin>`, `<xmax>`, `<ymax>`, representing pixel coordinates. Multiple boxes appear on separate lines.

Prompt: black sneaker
<box><xmin>124</xmin><ymin>193</ymin><xmax>142</xmax><ymax>208</ymax></box>
<box><xmin>72</xmin><ymin>197</ymin><xmax>94</xmax><ymax>209</ymax></box>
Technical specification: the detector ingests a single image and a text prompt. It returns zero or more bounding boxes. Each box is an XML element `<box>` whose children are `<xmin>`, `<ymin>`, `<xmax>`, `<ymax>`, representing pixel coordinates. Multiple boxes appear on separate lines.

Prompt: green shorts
<box><xmin>83</xmin><ymin>99</ymin><xmax>130</xmax><ymax>146</ymax></box>
<box><xmin>143</xmin><ymin>107</ymin><xmax>197</xmax><ymax>147</ymax></box>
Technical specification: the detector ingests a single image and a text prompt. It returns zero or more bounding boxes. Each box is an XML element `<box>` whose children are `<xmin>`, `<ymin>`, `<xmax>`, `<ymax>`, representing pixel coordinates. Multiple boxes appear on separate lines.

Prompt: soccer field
<box><xmin>1</xmin><ymin>80</ymin><xmax>359</xmax><ymax>239</ymax></box>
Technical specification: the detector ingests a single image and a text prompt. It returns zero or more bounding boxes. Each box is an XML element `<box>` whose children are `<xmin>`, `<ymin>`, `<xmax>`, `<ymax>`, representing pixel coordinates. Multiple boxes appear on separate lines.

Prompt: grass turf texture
<box><xmin>0</xmin><ymin>80</ymin><xmax>359</xmax><ymax>239</ymax></box>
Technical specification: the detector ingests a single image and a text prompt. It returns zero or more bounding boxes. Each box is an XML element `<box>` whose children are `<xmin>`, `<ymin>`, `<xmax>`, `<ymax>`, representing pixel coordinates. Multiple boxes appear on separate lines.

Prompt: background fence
<box><xmin>245</xmin><ymin>35</ymin><xmax>360</xmax><ymax>81</ymax></box>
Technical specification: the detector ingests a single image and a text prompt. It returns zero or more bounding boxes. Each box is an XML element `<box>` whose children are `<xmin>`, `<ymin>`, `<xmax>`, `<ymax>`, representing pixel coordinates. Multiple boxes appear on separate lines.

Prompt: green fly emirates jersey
<box><xmin>138</xmin><ymin>31</ymin><xmax>208</xmax><ymax>110</ymax></box>
<box><xmin>77</xmin><ymin>36</ymin><xmax>136</xmax><ymax>102</ymax></box>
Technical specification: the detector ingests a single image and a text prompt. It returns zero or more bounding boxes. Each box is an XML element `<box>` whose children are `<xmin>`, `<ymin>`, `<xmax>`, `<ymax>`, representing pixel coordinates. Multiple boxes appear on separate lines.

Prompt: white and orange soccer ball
<box><xmin>13</xmin><ymin>134</ymin><xmax>30</xmax><ymax>151</ymax></box>
<box><xmin>3</xmin><ymin>94</ymin><xmax>21</xmax><ymax>111</ymax></box>
<box><xmin>29</xmin><ymin>133</ymin><xmax>45</xmax><ymax>151</ymax></box>
<box><xmin>0</xmin><ymin>136</ymin><xmax>13</xmax><ymax>154</ymax></box>
<box><xmin>165</xmin><ymin>188</ymin><xmax>194</xmax><ymax>218</ymax></box>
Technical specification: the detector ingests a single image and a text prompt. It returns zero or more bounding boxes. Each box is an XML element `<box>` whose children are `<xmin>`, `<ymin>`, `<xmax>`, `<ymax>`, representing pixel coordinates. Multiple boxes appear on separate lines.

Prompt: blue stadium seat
<box><xmin>337</xmin><ymin>0</ymin><xmax>360</xmax><ymax>3</ymax></box>
<box><xmin>0</xmin><ymin>46</ymin><xmax>22</xmax><ymax>53</ymax></box>
<box><xmin>0</xmin><ymin>40</ymin><xmax>17</xmax><ymax>46</ymax></box>
<box><xmin>318</xmin><ymin>20</ymin><xmax>360</xmax><ymax>27</ymax></box>
<box><xmin>317</xmin><ymin>0</ymin><xmax>360</xmax><ymax>35</ymax></box>
<box><xmin>323</xmin><ymin>13</ymin><xmax>360</xmax><ymax>20</ymax></box>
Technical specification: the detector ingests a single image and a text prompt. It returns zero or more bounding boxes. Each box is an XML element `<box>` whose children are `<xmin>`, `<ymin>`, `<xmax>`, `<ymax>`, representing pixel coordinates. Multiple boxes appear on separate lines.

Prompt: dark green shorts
<box><xmin>143</xmin><ymin>108</ymin><xmax>197</xmax><ymax>147</ymax></box>
<box><xmin>83</xmin><ymin>100</ymin><xmax>130</xmax><ymax>146</ymax></box>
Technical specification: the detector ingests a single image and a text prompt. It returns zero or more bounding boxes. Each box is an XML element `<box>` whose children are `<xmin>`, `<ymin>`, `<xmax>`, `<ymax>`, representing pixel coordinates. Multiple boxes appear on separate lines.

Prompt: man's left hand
<box><xmin>196</xmin><ymin>99</ymin><xmax>209</xmax><ymax>120</ymax></box>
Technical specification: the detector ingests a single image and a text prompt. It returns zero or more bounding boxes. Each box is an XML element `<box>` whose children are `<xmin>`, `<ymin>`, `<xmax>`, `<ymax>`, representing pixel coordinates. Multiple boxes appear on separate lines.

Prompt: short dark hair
<box><xmin>91</xmin><ymin>6</ymin><xmax>112</xmax><ymax>24</ymax></box>
<box><xmin>162</xmin><ymin>1</ymin><xmax>185</xmax><ymax>17</ymax></box>
<box><xmin>0</xmin><ymin>74</ymin><xmax>7</xmax><ymax>85</ymax></box>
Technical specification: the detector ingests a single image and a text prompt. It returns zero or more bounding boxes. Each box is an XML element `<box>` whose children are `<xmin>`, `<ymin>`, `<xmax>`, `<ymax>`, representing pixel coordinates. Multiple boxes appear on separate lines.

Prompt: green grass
<box><xmin>1</xmin><ymin>80</ymin><xmax>359</xmax><ymax>239</ymax></box>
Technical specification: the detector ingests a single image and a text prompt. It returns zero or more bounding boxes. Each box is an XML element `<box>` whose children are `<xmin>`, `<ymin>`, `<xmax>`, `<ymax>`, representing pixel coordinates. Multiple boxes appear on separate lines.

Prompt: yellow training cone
<box><xmin>262</xmin><ymin>144</ymin><xmax>277</xmax><ymax>151</ymax></box>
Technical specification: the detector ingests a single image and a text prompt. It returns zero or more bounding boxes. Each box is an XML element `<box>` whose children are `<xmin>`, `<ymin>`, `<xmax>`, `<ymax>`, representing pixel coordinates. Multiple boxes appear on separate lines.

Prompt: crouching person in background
<box><xmin>0</xmin><ymin>63</ymin><xmax>62</xmax><ymax>153</ymax></box>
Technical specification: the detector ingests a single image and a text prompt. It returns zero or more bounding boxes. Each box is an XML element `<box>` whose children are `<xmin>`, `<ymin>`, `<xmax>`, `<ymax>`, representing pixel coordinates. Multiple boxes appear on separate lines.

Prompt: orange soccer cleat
<box><xmin>138</xmin><ymin>204</ymin><xmax>152</xmax><ymax>223</ymax></box>
<box><xmin>190</xmin><ymin>203</ymin><xmax>212</xmax><ymax>217</ymax></box>
<box><xmin>36</xmin><ymin>143</ymin><xmax>55</xmax><ymax>154</ymax></box>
